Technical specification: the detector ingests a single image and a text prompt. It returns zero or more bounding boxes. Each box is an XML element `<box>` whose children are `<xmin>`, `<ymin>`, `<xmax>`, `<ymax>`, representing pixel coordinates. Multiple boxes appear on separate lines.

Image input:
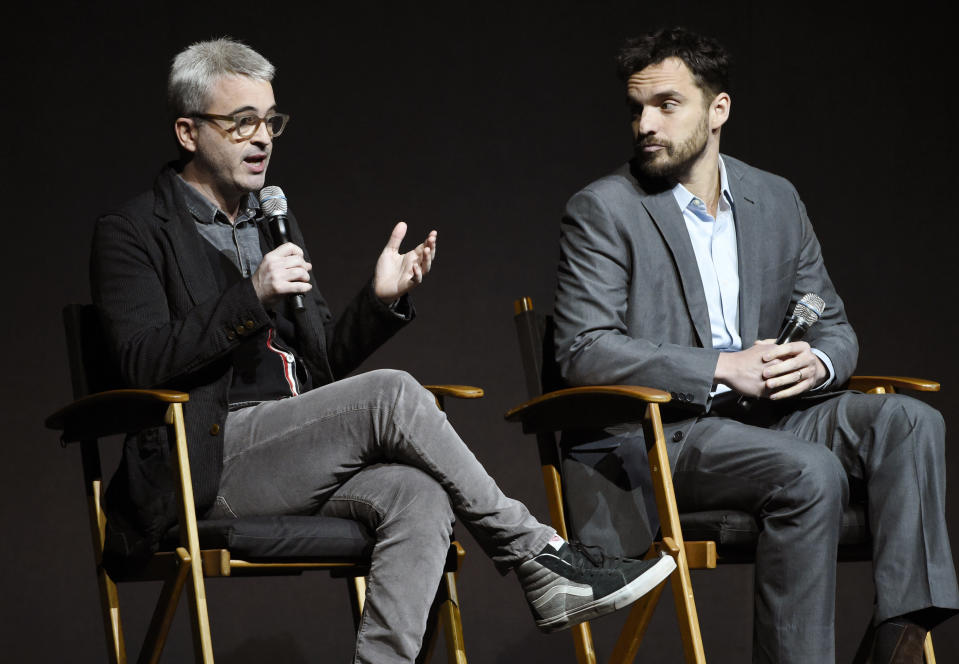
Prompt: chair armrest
<box><xmin>847</xmin><ymin>376</ymin><xmax>940</xmax><ymax>393</ymax></box>
<box><xmin>422</xmin><ymin>385</ymin><xmax>484</xmax><ymax>399</ymax></box>
<box><xmin>45</xmin><ymin>389</ymin><xmax>190</xmax><ymax>443</ymax></box>
<box><xmin>504</xmin><ymin>385</ymin><xmax>671</xmax><ymax>435</ymax></box>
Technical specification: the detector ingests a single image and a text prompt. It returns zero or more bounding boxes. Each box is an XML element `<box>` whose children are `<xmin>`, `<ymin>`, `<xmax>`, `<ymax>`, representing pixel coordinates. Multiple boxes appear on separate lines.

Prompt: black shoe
<box><xmin>516</xmin><ymin>541</ymin><xmax>676</xmax><ymax>632</ymax></box>
<box><xmin>857</xmin><ymin>618</ymin><xmax>927</xmax><ymax>664</ymax></box>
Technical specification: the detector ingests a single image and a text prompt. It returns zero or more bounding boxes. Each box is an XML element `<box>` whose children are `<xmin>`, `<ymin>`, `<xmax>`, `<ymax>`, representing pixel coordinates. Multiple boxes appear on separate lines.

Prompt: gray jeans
<box><xmin>210</xmin><ymin>369</ymin><xmax>553</xmax><ymax>663</ymax></box>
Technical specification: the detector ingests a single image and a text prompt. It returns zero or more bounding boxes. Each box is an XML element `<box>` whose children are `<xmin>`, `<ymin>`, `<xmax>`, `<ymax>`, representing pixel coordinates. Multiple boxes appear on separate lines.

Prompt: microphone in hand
<box><xmin>259</xmin><ymin>185</ymin><xmax>305</xmax><ymax>312</ymax></box>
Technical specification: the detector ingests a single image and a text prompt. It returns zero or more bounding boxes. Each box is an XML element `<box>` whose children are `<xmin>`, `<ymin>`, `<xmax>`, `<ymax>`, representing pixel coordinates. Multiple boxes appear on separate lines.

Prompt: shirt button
<box><xmin>226</xmin><ymin>331</ymin><xmax>236</xmax><ymax>340</ymax></box>
<box><xmin>209</xmin><ymin>424</ymin><xmax>221</xmax><ymax>436</ymax></box>
<box><xmin>235</xmin><ymin>325</ymin><xmax>246</xmax><ymax>335</ymax></box>
<box><xmin>244</xmin><ymin>320</ymin><xmax>255</xmax><ymax>329</ymax></box>
<box><xmin>672</xmin><ymin>431</ymin><xmax>684</xmax><ymax>442</ymax></box>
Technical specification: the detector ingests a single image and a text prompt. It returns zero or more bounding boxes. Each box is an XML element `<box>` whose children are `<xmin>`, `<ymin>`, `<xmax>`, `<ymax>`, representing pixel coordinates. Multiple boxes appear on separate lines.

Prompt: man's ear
<box><xmin>174</xmin><ymin>117</ymin><xmax>199</xmax><ymax>153</ymax></box>
<box><xmin>710</xmin><ymin>92</ymin><xmax>731</xmax><ymax>131</ymax></box>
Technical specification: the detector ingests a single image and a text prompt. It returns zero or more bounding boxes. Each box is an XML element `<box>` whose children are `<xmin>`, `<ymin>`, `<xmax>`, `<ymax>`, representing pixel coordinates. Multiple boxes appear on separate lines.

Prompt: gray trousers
<box><xmin>210</xmin><ymin>369</ymin><xmax>553</xmax><ymax>663</ymax></box>
<box><xmin>672</xmin><ymin>391</ymin><xmax>959</xmax><ymax>663</ymax></box>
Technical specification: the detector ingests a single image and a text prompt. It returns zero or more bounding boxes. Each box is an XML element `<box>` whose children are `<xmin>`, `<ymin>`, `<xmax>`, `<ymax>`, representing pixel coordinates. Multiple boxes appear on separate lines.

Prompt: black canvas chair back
<box><xmin>63</xmin><ymin>304</ymin><xmax>123</xmax><ymax>399</ymax></box>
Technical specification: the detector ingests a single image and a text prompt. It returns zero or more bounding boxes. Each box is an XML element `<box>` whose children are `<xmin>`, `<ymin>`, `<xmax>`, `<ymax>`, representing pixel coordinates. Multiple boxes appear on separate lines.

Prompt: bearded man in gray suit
<box><xmin>553</xmin><ymin>27</ymin><xmax>958</xmax><ymax>663</ymax></box>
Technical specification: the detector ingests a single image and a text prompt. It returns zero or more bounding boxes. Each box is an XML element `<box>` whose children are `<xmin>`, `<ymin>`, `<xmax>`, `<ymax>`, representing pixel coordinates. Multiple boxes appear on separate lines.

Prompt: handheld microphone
<box><xmin>259</xmin><ymin>185</ymin><xmax>305</xmax><ymax>311</ymax></box>
<box><xmin>737</xmin><ymin>292</ymin><xmax>825</xmax><ymax>408</ymax></box>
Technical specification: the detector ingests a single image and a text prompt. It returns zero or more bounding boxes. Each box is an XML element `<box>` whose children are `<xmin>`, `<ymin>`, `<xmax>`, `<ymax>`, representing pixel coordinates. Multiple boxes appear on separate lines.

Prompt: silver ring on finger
<box><xmin>797</xmin><ymin>369</ymin><xmax>803</xmax><ymax>382</ymax></box>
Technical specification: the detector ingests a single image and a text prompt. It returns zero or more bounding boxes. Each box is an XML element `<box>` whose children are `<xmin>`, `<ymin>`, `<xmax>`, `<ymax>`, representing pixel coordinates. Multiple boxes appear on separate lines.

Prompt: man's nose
<box><xmin>250</xmin><ymin>119</ymin><xmax>272</xmax><ymax>146</ymax></box>
<box><xmin>635</xmin><ymin>108</ymin><xmax>658</xmax><ymax>136</ymax></box>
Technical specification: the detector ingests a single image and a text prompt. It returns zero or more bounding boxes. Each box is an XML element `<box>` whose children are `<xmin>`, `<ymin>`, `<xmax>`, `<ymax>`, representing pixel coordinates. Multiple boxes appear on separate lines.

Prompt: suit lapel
<box><xmin>154</xmin><ymin>170</ymin><xmax>220</xmax><ymax>307</ymax></box>
<box><xmin>727</xmin><ymin>160</ymin><xmax>762</xmax><ymax>347</ymax></box>
<box><xmin>642</xmin><ymin>191</ymin><xmax>713</xmax><ymax>349</ymax></box>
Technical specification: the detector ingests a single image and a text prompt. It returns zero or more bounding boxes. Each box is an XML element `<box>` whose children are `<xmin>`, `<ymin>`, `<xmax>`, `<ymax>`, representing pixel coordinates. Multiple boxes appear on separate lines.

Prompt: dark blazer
<box><xmin>91</xmin><ymin>165</ymin><xmax>409</xmax><ymax>560</ymax></box>
<box><xmin>552</xmin><ymin>155</ymin><xmax>859</xmax><ymax>554</ymax></box>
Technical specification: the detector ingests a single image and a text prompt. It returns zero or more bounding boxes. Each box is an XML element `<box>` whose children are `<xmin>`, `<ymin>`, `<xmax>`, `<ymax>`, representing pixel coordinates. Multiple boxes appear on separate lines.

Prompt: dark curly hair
<box><xmin>616</xmin><ymin>27</ymin><xmax>730</xmax><ymax>100</ymax></box>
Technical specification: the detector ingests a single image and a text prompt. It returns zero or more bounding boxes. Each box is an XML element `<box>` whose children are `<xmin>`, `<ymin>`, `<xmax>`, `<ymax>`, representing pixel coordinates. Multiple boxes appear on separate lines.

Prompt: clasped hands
<box><xmin>252</xmin><ymin>221</ymin><xmax>437</xmax><ymax>306</ymax></box>
<box><xmin>715</xmin><ymin>339</ymin><xmax>827</xmax><ymax>400</ymax></box>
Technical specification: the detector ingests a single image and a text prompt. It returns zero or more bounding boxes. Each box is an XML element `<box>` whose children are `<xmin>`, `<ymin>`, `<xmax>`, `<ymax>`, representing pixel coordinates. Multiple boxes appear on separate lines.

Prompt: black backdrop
<box><xmin>4</xmin><ymin>2</ymin><xmax>957</xmax><ymax>662</ymax></box>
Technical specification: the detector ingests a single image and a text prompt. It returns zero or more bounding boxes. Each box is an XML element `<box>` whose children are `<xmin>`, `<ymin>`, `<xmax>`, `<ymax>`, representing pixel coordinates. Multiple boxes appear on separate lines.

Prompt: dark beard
<box><xmin>633</xmin><ymin>114</ymin><xmax>709</xmax><ymax>180</ymax></box>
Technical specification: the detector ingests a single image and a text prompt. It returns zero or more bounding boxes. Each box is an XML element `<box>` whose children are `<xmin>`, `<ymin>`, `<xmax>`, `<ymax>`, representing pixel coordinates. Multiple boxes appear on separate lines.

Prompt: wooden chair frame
<box><xmin>46</xmin><ymin>306</ymin><xmax>480</xmax><ymax>663</ymax></box>
<box><xmin>505</xmin><ymin>296</ymin><xmax>938</xmax><ymax>663</ymax></box>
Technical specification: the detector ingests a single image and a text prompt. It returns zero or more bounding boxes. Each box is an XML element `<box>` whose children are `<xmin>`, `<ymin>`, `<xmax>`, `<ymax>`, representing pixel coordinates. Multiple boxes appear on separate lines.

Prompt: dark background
<box><xmin>4</xmin><ymin>1</ymin><xmax>957</xmax><ymax>661</ymax></box>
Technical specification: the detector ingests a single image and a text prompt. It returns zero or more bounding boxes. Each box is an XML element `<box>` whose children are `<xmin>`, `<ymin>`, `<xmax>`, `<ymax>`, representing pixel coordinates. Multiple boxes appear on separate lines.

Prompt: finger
<box><xmin>411</xmin><ymin>262</ymin><xmax>423</xmax><ymax>283</ymax></box>
<box><xmin>763</xmin><ymin>357</ymin><xmax>800</xmax><ymax>379</ymax></box>
<box><xmin>278</xmin><ymin>255</ymin><xmax>312</xmax><ymax>271</ymax></box>
<box><xmin>766</xmin><ymin>366</ymin><xmax>805</xmax><ymax>389</ymax></box>
<box><xmin>769</xmin><ymin>375</ymin><xmax>812</xmax><ymax>400</ymax></box>
<box><xmin>779</xmin><ymin>340</ymin><xmax>811</xmax><ymax>356</ymax></box>
<box><xmin>761</xmin><ymin>343</ymin><xmax>803</xmax><ymax>362</ymax></box>
<box><xmin>279</xmin><ymin>282</ymin><xmax>313</xmax><ymax>294</ymax></box>
<box><xmin>421</xmin><ymin>245</ymin><xmax>432</xmax><ymax>272</ymax></box>
<box><xmin>284</xmin><ymin>281</ymin><xmax>313</xmax><ymax>293</ymax></box>
<box><xmin>753</xmin><ymin>338</ymin><xmax>777</xmax><ymax>346</ymax></box>
<box><xmin>384</xmin><ymin>221</ymin><xmax>407</xmax><ymax>253</ymax></box>
<box><xmin>286</xmin><ymin>267</ymin><xmax>313</xmax><ymax>283</ymax></box>
<box><xmin>270</xmin><ymin>242</ymin><xmax>303</xmax><ymax>257</ymax></box>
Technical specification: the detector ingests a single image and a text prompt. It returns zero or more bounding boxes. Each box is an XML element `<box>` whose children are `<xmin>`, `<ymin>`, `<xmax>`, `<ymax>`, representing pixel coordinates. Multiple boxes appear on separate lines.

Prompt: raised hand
<box><xmin>373</xmin><ymin>221</ymin><xmax>438</xmax><ymax>303</ymax></box>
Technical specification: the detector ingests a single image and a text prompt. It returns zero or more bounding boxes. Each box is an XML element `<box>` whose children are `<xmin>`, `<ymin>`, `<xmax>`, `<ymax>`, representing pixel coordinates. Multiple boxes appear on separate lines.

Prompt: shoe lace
<box><xmin>569</xmin><ymin>540</ymin><xmax>613</xmax><ymax>568</ymax></box>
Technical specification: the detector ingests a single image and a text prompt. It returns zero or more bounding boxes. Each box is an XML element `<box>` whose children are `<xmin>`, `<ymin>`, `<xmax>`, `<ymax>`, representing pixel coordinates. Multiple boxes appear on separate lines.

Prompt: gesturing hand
<box><xmin>252</xmin><ymin>243</ymin><xmax>313</xmax><ymax>306</ymax></box>
<box><xmin>373</xmin><ymin>222</ymin><xmax>438</xmax><ymax>303</ymax></box>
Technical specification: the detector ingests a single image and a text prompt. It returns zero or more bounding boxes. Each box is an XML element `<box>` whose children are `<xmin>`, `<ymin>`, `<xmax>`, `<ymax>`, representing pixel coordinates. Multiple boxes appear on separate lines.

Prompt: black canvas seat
<box><xmin>163</xmin><ymin>515</ymin><xmax>376</xmax><ymax>562</ymax></box>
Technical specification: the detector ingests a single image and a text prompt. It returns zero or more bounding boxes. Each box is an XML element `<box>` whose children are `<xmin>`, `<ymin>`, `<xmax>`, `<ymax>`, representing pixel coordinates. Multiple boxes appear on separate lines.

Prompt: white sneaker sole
<box><xmin>536</xmin><ymin>554</ymin><xmax>678</xmax><ymax>632</ymax></box>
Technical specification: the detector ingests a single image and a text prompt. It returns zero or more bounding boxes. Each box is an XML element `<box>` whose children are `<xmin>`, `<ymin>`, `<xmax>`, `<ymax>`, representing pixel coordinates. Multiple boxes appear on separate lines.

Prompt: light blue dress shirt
<box><xmin>671</xmin><ymin>157</ymin><xmax>834</xmax><ymax>394</ymax></box>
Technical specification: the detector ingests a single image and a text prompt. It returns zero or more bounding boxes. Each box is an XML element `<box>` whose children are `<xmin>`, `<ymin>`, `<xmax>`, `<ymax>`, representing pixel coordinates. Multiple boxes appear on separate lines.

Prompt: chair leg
<box><xmin>924</xmin><ymin>632</ymin><xmax>936</xmax><ymax>664</ymax></box>
<box><xmin>347</xmin><ymin>576</ymin><xmax>367</xmax><ymax>632</ymax></box>
<box><xmin>138</xmin><ymin>547</ymin><xmax>193</xmax><ymax>664</ymax></box>
<box><xmin>88</xmin><ymin>471</ymin><xmax>127</xmax><ymax>664</ymax></box>
<box><xmin>571</xmin><ymin>622</ymin><xmax>597</xmax><ymax>664</ymax></box>
<box><xmin>418</xmin><ymin>543</ymin><xmax>468</xmax><ymax>664</ymax></box>
<box><xmin>96</xmin><ymin>567</ymin><xmax>127</xmax><ymax>664</ymax></box>
<box><xmin>662</xmin><ymin>535</ymin><xmax>706</xmax><ymax>664</ymax></box>
<box><xmin>644</xmin><ymin>404</ymin><xmax>706</xmax><ymax>664</ymax></box>
<box><xmin>668</xmin><ymin>555</ymin><xmax>705</xmax><ymax>664</ymax></box>
<box><xmin>608</xmin><ymin>579</ymin><xmax>668</xmax><ymax>664</ymax></box>
<box><xmin>438</xmin><ymin>543</ymin><xmax>467</xmax><ymax>663</ymax></box>
<box><xmin>166</xmin><ymin>404</ymin><xmax>215</xmax><ymax>664</ymax></box>
<box><xmin>183</xmin><ymin>555</ymin><xmax>215</xmax><ymax>664</ymax></box>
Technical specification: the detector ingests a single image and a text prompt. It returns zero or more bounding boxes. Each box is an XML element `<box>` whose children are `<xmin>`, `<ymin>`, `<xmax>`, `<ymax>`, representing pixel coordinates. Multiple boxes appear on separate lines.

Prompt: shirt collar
<box><xmin>670</xmin><ymin>155</ymin><xmax>735</xmax><ymax>215</ymax></box>
<box><xmin>174</xmin><ymin>174</ymin><xmax>261</xmax><ymax>225</ymax></box>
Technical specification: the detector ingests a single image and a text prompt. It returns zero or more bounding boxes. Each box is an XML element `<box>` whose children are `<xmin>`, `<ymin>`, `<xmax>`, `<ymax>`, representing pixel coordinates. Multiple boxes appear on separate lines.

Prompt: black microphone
<box><xmin>259</xmin><ymin>185</ymin><xmax>305</xmax><ymax>311</ymax></box>
<box><xmin>737</xmin><ymin>292</ymin><xmax>826</xmax><ymax>409</ymax></box>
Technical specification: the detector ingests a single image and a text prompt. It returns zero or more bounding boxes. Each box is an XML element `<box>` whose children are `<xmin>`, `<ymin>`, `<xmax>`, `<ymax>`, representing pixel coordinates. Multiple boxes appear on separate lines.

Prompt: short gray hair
<box><xmin>167</xmin><ymin>37</ymin><xmax>275</xmax><ymax>117</ymax></box>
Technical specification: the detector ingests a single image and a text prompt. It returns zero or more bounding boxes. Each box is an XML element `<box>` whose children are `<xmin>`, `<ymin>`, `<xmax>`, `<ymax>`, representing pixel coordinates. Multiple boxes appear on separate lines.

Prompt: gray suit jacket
<box><xmin>552</xmin><ymin>155</ymin><xmax>859</xmax><ymax>554</ymax></box>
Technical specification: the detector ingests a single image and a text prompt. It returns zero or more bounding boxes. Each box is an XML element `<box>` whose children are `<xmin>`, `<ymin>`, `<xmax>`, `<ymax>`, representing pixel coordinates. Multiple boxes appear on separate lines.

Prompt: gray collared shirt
<box><xmin>174</xmin><ymin>175</ymin><xmax>264</xmax><ymax>278</ymax></box>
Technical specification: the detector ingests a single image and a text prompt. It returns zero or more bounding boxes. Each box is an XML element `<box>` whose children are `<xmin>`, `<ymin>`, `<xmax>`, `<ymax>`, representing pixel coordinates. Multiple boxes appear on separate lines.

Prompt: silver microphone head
<box><xmin>793</xmin><ymin>293</ymin><xmax>825</xmax><ymax>326</ymax></box>
<box><xmin>259</xmin><ymin>185</ymin><xmax>288</xmax><ymax>217</ymax></box>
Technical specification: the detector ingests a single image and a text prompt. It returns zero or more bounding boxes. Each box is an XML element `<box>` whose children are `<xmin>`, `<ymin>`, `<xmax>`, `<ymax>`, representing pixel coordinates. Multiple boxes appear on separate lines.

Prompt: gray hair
<box><xmin>167</xmin><ymin>37</ymin><xmax>275</xmax><ymax>117</ymax></box>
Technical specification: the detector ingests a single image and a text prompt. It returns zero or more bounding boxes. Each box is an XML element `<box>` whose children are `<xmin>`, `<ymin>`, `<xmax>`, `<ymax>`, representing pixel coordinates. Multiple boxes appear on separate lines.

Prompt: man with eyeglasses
<box><xmin>89</xmin><ymin>37</ymin><xmax>676</xmax><ymax>663</ymax></box>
